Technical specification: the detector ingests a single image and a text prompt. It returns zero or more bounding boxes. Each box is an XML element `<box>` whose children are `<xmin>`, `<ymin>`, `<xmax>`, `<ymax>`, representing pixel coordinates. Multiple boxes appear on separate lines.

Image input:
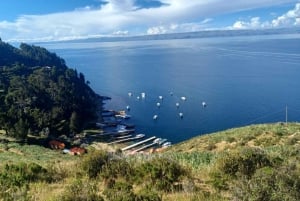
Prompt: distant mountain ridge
<box><xmin>43</xmin><ymin>27</ymin><xmax>300</xmax><ymax>44</ymax></box>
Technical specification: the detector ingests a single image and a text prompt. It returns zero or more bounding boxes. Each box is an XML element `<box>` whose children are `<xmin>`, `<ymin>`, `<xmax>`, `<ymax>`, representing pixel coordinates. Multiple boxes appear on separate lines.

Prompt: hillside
<box><xmin>0</xmin><ymin>123</ymin><xmax>299</xmax><ymax>200</ymax></box>
<box><xmin>168</xmin><ymin>122</ymin><xmax>300</xmax><ymax>153</ymax></box>
<box><xmin>0</xmin><ymin>40</ymin><xmax>101</xmax><ymax>139</ymax></box>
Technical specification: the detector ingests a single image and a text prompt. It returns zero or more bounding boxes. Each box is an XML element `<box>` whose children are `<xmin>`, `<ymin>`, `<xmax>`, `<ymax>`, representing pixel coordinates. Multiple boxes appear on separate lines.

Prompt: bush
<box><xmin>100</xmin><ymin>158</ymin><xmax>133</xmax><ymax>182</ymax></box>
<box><xmin>0</xmin><ymin>162</ymin><xmax>49</xmax><ymax>188</ymax></box>
<box><xmin>135</xmin><ymin>157</ymin><xmax>188</xmax><ymax>192</ymax></box>
<box><xmin>215</xmin><ymin>147</ymin><xmax>271</xmax><ymax>178</ymax></box>
<box><xmin>233</xmin><ymin>166</ymin><xmax>300</xmax><ymax>201</ymax></box>
<box><xmin>135</xmin><ymin>189</ymin><xmax>161</xmax><ymax>201</ymax></box>
<box><xmin>103</xmin><ymin>181</ymin><xmax>135</xmax><ymax>201</ymax></box>
<box><xmin>57</xmin><ymin>179</ymin><xmax>104</xmax><ymax>201</ymax></box>
<box><xmin>81</xmin><ymin>150</ymin><xmax>109</xmax><ymax>178</ymax></box>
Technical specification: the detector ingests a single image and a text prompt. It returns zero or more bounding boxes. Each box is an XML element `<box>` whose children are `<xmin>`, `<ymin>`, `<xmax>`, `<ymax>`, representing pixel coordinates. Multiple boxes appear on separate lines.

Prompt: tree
<box><xmin>69</xmin><ymin>111</ymin><xmax>80</xmax><ymax>134</ymax></box>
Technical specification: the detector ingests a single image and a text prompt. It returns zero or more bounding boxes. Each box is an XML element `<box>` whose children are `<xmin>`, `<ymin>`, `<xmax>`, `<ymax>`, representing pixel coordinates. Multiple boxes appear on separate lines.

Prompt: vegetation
<box><xmin>0</xmin><ymin>123</ymin><xmax>298</xmax><ymax>200</ymax></box>
<box><xmin>0</xmin><ymin>40</ymin><xmax>101</xmax><ymax>140</ymax></box>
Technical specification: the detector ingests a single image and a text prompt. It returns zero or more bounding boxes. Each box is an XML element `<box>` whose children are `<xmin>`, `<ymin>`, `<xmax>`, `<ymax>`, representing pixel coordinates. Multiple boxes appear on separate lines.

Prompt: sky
<box><xmin>0</xmin><ymin>0</ymin><xmax>299</xmax><ymax>42</ymax></box>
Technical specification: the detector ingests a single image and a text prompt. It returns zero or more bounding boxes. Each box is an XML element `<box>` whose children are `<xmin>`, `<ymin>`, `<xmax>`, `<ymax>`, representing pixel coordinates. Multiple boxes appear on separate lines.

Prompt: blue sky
<box><xmin>0</xmin><ymin>0</ymin><xmax>299</xmax><ymax>42</ymax></box>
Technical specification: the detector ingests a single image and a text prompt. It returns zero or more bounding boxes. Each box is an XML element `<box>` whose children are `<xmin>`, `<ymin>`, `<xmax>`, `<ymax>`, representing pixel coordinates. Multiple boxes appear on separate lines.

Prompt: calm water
<box><xmin>44</xmin><ymin>35</ymin><xmax>300</xmax><ymax>143</ymax></box>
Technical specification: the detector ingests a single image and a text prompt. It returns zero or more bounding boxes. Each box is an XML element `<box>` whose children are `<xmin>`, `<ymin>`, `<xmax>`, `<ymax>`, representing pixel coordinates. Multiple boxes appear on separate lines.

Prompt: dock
<box><xmin>133</xmin><ymin>142</ymin><xmax>157</xmax><ymax>152</ymax></box>
<box><xmin>108</xmin><ymin>134</ymin><xmax>144</xmax><ymax>144</ymax></box>
<box><xmin>121</xmin><ymin>136</ymin><xmax>156</xmax><ymax>151</ymax></box>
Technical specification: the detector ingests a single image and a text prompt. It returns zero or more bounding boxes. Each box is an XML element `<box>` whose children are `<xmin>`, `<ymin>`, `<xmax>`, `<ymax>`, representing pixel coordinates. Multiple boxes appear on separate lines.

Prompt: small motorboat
<box><xmin>141</xmin><ymin>92</ymin><xmax>146</xmax><ymax>99</ymax></box>
<box><xmin>162</xmin><ymin>142</ymin><xmax>172</xmax><ymax>147</ymax></box>
<box><xmin>157</xmin><ymin>102</ymin><xmax>161</xmax><ymax>107</ymax></box>
<box><xmin>181</xmin><ymin>96</ymin><xmax>186</xmax><ymax>101</ymax></box>
<box><xmin>153</xmin><ymin>115</ymin><xmax>158</xmax><ymax>120</ymax></box>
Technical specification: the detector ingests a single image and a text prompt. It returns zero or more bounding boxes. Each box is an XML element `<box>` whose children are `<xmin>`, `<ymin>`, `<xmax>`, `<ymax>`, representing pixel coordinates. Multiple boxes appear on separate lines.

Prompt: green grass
<box><xmin>0</xmin><ymin>142</ymin><xmax>74</xmax><ymax>167</ymax></box>
<box><xmin>0</xmin><ymin>122</ymin><xmax>299</xmax><ymax>201</ymax></box>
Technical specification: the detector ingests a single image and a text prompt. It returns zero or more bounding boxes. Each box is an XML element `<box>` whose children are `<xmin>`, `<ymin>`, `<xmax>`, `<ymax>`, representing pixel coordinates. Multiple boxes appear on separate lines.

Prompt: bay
<box><xmin>43</xmin><ymin>35</ymin><xmax>300</xmax><ymax>143</ymax></box>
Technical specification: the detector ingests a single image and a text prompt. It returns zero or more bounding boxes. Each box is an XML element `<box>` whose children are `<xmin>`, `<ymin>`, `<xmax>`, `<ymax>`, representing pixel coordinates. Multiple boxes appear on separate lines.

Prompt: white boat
<box><xmin>176</xmin><ymin>102</ymin><xmax>180</xmax><ymax>108</ymax></box>
<box><xmin>126</xmin><ymin>105</ymin><xmax>130</xmax><ymax>110</ymax></box>
<box><xmin>202</xmin><ymin>101</ymin><xmax>207</xmax><ymax>107</ymax></box>
<box><xmin>135</xmin><ymin>134</ymin><xmax>145</xmax><ymax>138</ymax></box>
<box><xmin>153</xmin><ymin>115</ymin><xmax>158</xmax><ymax>120</ymax></box>
<box><xmin>141</xmin><ymin>92</ymin><xmax>146</xmax><ymax>99</ymax></box>
<box><xmin>158</xmin><ymin>95</ymin><xmax>163</xmax><ymax>100</ymax></box>
<box><xmin>156</xmin><ymin>102</ymin><xmax>161</xmax><ymax>107</ymax></box>
<box><xmin>128</xmin><ymin>92</ymin><xmax>133</xmax><ymax>97</ymax></box>
<box><xmin>137</xmin><ymin>96</ymin><xmax>140</xmax><ymax>100</ymax></box>
<box><xmin>162</xmin><ymin>142</ymin><xmax>172</xmax><ymax>147</ymax></box>
<box><xmin>179</xmin><ymin>112</ymin><xmax>183</xmax><ymax>118</ymax></box>
<box><xmin>181</xmin><ymin>96</ymin><xmax>186</xmax><ymax>101</ymax></box>
<box><xmin>154</xmin><ymin>138</ymin><xmax>167</xmax><ymax>145</ymax></box>
<box><xmin>115</xmin><ymin>114</ymin><xmax>131</xmax><ymax>119</ymax></box>
<box><xmin>153</xmin><ymin>138</ymin><xmax>162</xmax><ymax>143</ymax></box>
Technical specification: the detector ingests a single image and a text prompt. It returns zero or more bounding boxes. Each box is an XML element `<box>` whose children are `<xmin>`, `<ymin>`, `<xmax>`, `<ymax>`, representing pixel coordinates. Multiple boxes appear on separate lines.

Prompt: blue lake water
<box><xmin>44</xmin><ymin>35</ymin><xmax>300</xmax><ymax>143</ymax></box>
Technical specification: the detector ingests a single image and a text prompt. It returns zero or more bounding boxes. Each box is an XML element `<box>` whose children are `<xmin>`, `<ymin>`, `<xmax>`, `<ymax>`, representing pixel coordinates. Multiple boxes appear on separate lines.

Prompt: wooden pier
<box><xmin>108</xmin><ymin>134</ymin><xmax>144</xmax><ymax>144</ymax></box>
<box><xmin>121</xmin><ymin>136</ymin><xmax>156</xmax><ymax>151</ymax></box>
<box><xmin>133</xmin><ymin>142</ymin><xmax>157</xmax><ymax>152</ymax></box>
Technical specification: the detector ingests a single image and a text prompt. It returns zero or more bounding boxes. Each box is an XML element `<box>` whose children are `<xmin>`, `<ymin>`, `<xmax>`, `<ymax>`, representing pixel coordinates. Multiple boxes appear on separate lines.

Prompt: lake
<box><xmin>43</xmin><ymin>34</ymin><xmax>300</xmax><ymax>143</ymax></box>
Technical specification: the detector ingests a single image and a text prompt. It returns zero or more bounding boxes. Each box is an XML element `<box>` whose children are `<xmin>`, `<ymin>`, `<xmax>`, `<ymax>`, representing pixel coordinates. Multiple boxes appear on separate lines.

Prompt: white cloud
<box><xmin>147</xmin><ymin>19</ymin><xmax>213</xmax><ymax>35</ymax></box>
<box><xmin>272</xmin><ymin>2</ymin><xmax>300</xmax><ymax>27</ymax></box>
<box><xmin>231</xmin><ymin>3</ymin><xmax>300</xmax><ymax>29</ymax></box>
<box><xmin>0</xmin><ymin>0</ymin><xmax>298</xmax><ymax>41</ymax></box>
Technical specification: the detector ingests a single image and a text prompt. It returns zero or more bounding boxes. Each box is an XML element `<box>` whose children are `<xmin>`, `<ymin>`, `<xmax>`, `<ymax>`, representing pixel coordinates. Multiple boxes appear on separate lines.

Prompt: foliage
<box><xmin>57</xmin><ymin>179</ymin><xmax>104</xmax><ymax>201</ymax></box>
<box><xmin>214</xmin><ymin>147</ymin><xmax>271</xmax><ymax>178</ymax></box>
<box><xmin>233</xmin><ymin>165</ymin><xmax>300</xmax><ymax>201</ymax></box>
<box><xmin>135</xmin><ymin>157</ymin><xmax>189</xmax><ymax>192</ymax></box>
<box><xmin>0</xmin><ymin>41</ymin><xmax>101</xmax><ymax>139</ymax></box>
<box><xmin>0</xmin><ymin>162</ymin><xmax>50</xmax><ymax>200</ymax></box>
<box><xmin>103</xmin><ymin>181</ymin><xmax>136</xmax><ymax>201</ymax></box>
<box><xmin>81</xmin><ymin>150</ymin><xmax>110</xmax><ymax>178</ymax></box>
<box><xmin>100</xmin><ymin>158</ymin><xmax>133</xmax><ymax>181</ymax></box>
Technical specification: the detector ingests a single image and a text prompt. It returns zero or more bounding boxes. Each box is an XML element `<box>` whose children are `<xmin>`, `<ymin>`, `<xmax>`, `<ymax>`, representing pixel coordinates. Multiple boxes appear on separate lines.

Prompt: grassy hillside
<box><xmin>0</xmin><ymin>123</ymin><xmax>299</xmax><ymax>201</ymax></box>
<box><xmin>168</xmin><ymin>122</ymin><xmax>300</xmax><ymax>153</ymax></box>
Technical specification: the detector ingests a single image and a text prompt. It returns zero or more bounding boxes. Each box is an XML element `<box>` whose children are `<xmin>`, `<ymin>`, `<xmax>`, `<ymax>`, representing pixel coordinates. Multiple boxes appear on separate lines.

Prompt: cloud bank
<box><xmin>231</xmin><ymin>3</ymin><xmax>300</xmax><ymax>29</ymax></box>
<box><xmin>0</xmin><ymin>0</ymin><xmax>299</xmax><ymax>42</ymax></box>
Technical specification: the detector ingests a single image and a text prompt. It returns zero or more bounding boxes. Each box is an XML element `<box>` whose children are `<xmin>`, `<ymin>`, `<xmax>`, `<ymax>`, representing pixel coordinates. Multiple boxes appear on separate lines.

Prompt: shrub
<box><xmin>81</xmin><ymin>150</ymin><xmax>109</xmax><ymax>178</ymax></box>
<box><xmin>0</xmin><ymin>162</ymin><xmax>49</xmax><ymax>188</ymax></box>
<box><xmin>135</xmin><ymin>157</ymin><xmax>188</xmax><ymax>192</ymax></box>
<box><xmin>57</xmin><ymin>179</ymin><xmax>104</xmax><ymax>201</ymax></box>
<box><xmin>103</xmin><ymin>181</ymin><xmax>135</xmax><ymax>201</ymax></box>
<box><xmin>215</xmin><ymin>147</ymin><xmax>271</xmax><ymax>178</ymax></box>
<box><xmin>100</xmin><ymin>158</ymin><xmax>133</xmax><ymax>182</ymax></box>
<box><xmin>135</xmin><ymin>189</ymin><xmax>162</xmax><ymax>201</ymax></box>
<box><xmin>209</xmin><ymin>171</ymin><xmax>229</xmax><ymax>191</ymax></box>
<box><xmin>233</xmin><ymin>166</ymin><xmax>300</xmax><ymax>201</ymax></box>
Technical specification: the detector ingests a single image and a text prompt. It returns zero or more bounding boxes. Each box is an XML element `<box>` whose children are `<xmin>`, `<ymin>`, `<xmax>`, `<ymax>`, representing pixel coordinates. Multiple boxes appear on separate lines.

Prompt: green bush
<box><xmin>57</xmin><ymin>179</ymin><xmax>104</xmax><ymax>201</ymax></box>
<box><xmin>135</xmin><ymin>189</ymin><xmax>161</xmax><ymax>201</ymax></box>
<box><xmin>215</xmin><ymin>147</ymin><xmax>271</xmax><ymax>178</ymax></box>
<box><xmin>135</xmin><ymin>157</ymin><xmax>188</xmax><ymax>192</ymax></box>
<box><xmin>103</xmin><ymin>181</ymin><xmax>135</xmax><ymax>201</ymax></box>
<box><xmin>233</xmin><ymin>166</ymin><xmax>300</xmax><ymax>201</ymax></box>
<box><xmin>100</xmin><ymin>158</ymin><xmax>133</xmax><ymax>182</ymax></box>
<box><xmin>0</xmin><ymin>162</ymin><xmax>49</xmax><ymax>188</ymax></box>
<box><xmin>81</xmin><ymin>150</ymin><xmax>109</xmax><ymax>178</ymax></box>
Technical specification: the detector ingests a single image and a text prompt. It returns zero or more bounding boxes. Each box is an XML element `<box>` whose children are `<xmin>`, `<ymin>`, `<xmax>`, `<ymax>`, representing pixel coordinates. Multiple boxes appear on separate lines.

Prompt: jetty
<box><xmin>108</xmin><ymin>134</ymin><xmax>145</xmax><ymax>145</ymax></box>
<box><xmin>121</xmin><ymin>136</ymin><xmax>156</xmax><ymax>151</ymax></box>
<box><xmin>133</xmin><ymin>141</ymin><xmax>157</xmax><ymax>152</ymax></box>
